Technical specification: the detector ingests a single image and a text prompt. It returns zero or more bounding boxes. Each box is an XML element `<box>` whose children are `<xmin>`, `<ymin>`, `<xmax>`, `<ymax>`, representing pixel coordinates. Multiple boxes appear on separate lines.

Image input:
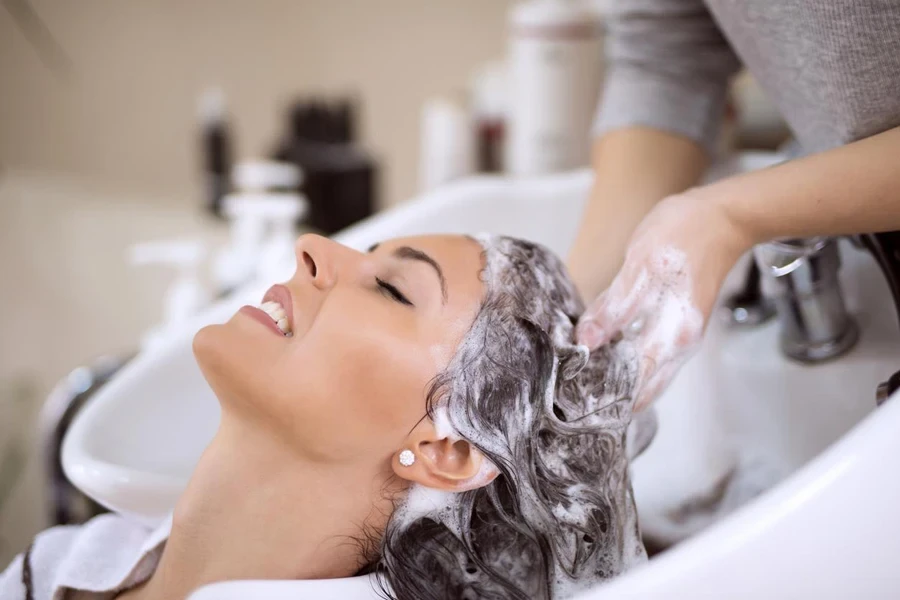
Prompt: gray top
<box><xmin>595</xmin><ymin>0</ymin><xmax>900</xmax><ymax>154</ymax></box>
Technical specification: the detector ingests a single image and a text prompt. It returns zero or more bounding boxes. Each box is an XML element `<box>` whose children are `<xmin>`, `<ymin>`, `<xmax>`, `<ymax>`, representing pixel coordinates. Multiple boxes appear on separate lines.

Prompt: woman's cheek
<box><xmin>272</xmin><ymin>302</ymin><xmax>436</xmax><ymax>447</ymax></box>
<box><xmin>339</xmin><ymin>332</ymin><xmax>437</xmax><ymax>436</ymax></box>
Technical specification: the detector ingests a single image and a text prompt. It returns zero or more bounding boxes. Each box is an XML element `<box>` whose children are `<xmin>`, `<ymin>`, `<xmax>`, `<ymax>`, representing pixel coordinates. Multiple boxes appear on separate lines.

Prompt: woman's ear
<box><xmin>392</xmin><ymin>420</ymin><xmax>498</xmax><ymax>492</ymax></box>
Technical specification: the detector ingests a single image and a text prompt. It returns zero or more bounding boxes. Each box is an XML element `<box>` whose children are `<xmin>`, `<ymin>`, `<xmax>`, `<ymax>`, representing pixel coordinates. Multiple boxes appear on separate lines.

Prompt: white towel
<box><xmin>0</xmin><ymin>513</ymin><xmax>169</xmax><ymax>600</ymax></box>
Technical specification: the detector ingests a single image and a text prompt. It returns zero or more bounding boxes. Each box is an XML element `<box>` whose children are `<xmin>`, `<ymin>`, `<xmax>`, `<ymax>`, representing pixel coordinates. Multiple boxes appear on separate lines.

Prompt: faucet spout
<box><xmin>754</xmin><ymin>237</ymin><xmax>859</xmax><ymax>363</ymax></box>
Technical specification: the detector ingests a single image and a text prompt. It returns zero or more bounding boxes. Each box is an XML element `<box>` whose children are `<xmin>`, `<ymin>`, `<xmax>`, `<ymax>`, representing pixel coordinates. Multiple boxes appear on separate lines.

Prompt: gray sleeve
<box><xmin>594</xmin><ymin>0</ymin><xmax>743</xmax><ymax>154</ymax></box>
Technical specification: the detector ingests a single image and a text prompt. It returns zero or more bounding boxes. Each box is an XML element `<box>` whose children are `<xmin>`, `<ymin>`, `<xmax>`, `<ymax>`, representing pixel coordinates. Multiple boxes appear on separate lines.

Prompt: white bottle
<box><xmin>507</xmin><ymin>0</ymin><xmax>604</xmax><ymax>176</ymax></box>
<box><xmin>418</xmin><ymin>97</ymin><xmax>476</xmax><ymax>192</ymax></box>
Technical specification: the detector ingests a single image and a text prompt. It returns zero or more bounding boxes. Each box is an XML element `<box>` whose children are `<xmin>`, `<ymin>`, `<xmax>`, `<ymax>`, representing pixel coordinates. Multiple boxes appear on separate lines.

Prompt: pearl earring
<box><xmin>398</xmin><ymin>449</ymin><xmax>416</xmax><ymax>467</ymax></box>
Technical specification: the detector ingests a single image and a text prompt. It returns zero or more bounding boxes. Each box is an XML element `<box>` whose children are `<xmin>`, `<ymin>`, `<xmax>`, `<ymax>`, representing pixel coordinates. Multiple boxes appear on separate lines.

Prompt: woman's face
<box><xmin>193</xmin><ymin>234</ymin><xmax>485</xmax><ymax>465</ymax></box>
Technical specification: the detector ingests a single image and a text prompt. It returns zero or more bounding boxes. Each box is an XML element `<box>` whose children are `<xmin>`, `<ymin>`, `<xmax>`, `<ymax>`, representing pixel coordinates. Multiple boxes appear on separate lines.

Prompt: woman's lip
<box><xmin>262</xmin><ymin>284</ymin><xmax>294</xmax><ymax>332</ymax></box>
<box><xmin>239</xmin><ymin>306</ymin><xmax>287</xmax><ymax>337</ymax></box>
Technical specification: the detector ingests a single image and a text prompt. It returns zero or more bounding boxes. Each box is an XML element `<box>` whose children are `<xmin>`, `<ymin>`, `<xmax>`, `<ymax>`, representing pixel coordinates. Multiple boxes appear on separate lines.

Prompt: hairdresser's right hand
<box><xmin>576</xmin><ymin>190</ymin><xmax>753</xmax><ymax>411</ymax></box>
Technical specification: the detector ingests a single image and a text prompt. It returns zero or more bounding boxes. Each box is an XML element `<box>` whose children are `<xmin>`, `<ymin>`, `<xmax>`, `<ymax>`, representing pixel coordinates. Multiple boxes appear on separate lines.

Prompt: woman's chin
<box><xmin>193</xmin><ymin>312</ymin><xmax>278</xmax><ymax>366</ymax></box>
<box><xmin>192</xmin><ymin>323</ymin><xmax>226</xmax><ymax>367</ymax></box>
<box><xmin>192</xmin><ymin>321</ymin><xmax>285</xmax><ymax>413</ymax></box>
<box><xmin>192</xmin><ymin>323</ymin><xmax>256</xmax><ymax>392</ymax></box>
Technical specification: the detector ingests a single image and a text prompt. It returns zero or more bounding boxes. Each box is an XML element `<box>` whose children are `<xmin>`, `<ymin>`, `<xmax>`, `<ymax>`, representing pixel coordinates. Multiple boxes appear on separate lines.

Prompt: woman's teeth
<box><xmin>259</xmin><ymin>301</ymin><xmax>292</xmax><ymax>336</ymax></box>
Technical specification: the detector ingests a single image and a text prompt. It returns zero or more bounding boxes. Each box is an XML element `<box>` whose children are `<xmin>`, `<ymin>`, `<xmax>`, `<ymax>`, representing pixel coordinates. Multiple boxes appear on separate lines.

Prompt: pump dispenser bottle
<box><xmin>214</xmin><ymin>160</ymin><xmax>306</xmax><ymax>294</ymax></box>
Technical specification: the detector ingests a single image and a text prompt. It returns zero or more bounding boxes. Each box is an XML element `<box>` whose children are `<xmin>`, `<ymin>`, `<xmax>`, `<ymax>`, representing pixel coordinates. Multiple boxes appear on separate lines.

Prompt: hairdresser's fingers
<box><xmin>581</xmin><ymin>190</ymin><xmax>756</xmax><ymax>408</ymax></box>
<box><xmin>577</xmin><ymin>291</ymin><xmax>611</xmax><ymax>348</ymax></box>
<box><xmin>578</xmin><ymin>271</ymin><xmax>645</xmax><ymax>349</ymax></box>
<box><xmin>631</xmin><ymin>310</ymin><xmax>704</xmax><ymax>410</ymax></box>
<box><xmin>632</xmin><ymin>350</ymin><xmax>658</xmax><ymax>409</ymax></box>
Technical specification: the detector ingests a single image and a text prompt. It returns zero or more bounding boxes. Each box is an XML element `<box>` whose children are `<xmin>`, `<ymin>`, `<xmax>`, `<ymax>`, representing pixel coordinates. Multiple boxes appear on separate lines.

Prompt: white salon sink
<box><xmin>61</xmin><ymin>153</ymin><xmax>900</xmax><ymax>599</ymax></box>
<box><xmin>629</xmin><ymin>239</ymin><xmax>900</xmax><ymax>546</ymax></box>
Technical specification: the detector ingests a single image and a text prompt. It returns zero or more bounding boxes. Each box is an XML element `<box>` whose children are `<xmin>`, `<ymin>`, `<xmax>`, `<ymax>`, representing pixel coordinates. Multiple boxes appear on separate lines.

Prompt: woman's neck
<box><xmin>128</xmin><ymin>413</ymin><xmax>398</xmax><ymax>600</ymax></box>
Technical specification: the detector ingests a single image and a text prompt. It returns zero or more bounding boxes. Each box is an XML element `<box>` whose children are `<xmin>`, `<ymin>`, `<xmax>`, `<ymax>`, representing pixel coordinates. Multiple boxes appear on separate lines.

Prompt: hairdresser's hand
<box><xmin>577</xmin><ymin>191</ymin><xmax>753</xmax><ymax>410</ymax></box>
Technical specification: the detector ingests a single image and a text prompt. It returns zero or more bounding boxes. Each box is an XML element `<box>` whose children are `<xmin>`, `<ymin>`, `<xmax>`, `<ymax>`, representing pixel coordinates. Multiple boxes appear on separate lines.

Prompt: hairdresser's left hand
<box><xmin>576</xmin><ymin>190</ymin><xmax>753</xmax><ymax>411</ymax></box>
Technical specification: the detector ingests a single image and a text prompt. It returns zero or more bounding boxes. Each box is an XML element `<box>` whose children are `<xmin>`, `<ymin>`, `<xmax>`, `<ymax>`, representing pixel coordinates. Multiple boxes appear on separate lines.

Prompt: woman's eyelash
<box><xmin>376</xmin><ymin>277</ymin><xmax>414</xmax><ymax>307</ymax></box>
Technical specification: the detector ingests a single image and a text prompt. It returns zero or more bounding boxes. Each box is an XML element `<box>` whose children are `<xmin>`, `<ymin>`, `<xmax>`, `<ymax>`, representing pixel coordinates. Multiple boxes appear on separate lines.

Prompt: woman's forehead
<box><xmin>381</xmin><ymin>234</ymin><xmax>486</xmax><ymax>296</ymax></box>
<box><xmin>376</xmin><ymin>235</ymin><xmax>486</xmax><ymax>368</ymax></box>
<box><xmin>382</xmin><ymin>234</ymin><xmax>483</xmax><ymax>260</ymax></box>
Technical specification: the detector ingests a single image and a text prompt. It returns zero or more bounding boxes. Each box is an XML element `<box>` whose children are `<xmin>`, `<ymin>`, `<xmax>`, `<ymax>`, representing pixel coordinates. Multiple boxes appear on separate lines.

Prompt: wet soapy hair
<box><xmin>374</xmin><ymin>235</ymin><xmax>646</xmax><ymax>599</ymax></box>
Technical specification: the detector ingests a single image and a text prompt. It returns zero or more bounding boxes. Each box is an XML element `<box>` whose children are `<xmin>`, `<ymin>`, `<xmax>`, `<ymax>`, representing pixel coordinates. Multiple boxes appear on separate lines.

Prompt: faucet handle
<box><xmin>855</xmin><ymin>231</ymin><xmax>900</xmax><ymax>331</ymax></box>
<box><xmin>855</xmin><ymin>231</ymin><xmax>900</xmax><ymax>405</ymax></box>
<box><xmin>877</xmin><ymin>370</ymin><xmax>900</xmax><ymax>406</ymax></box>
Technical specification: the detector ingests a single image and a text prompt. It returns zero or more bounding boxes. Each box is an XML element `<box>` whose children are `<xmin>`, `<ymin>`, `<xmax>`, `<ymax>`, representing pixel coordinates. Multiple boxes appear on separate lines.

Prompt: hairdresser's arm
<box><xmin>578</xmin><ymin>125</ymin><xmax>900</xmax><ymax>409</ymax></box>
<box><xmin>712</xmin><ymin>126</ymin><xmax>900</xmax><ymax>242</ymax></box>
<box><xmin>567</xmin><ymin>129</ymin><xmax>707</xmax><ymax>300</ymax></box>
<box><xmin>568</xmin><ymin>0</ymin><xmax>742</xmax><ymax>300</ymax></box>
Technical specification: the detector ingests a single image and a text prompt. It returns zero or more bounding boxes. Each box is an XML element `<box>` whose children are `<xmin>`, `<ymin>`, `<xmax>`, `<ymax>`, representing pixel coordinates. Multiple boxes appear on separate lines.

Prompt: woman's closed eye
<box><xmin>376</xmin><ymin>277</ymin><xmax>414</xmax><ymax>307</ymax></box>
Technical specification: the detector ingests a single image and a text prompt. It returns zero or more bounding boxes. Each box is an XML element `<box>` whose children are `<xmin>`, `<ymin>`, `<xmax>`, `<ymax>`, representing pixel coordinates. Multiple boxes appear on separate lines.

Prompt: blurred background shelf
<box><xmin>0</xmin><ymin>169</ymin><xmax>227</xmax><ymax>564</ymax></box>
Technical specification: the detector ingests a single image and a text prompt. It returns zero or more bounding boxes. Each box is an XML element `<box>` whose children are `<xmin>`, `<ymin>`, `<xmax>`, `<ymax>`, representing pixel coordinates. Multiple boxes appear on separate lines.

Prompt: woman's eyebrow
<box><xmin>394</xmin><ymin>246</ymin><xmax>447</xmax><ymax>302</ymax></box>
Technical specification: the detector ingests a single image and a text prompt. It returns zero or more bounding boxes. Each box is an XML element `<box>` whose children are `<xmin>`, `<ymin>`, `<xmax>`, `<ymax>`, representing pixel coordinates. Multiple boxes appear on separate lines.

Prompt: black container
<box><xmin>274</xmin><ymin>97</ymin><xmax>377</xmax><ymax>234</ymax></box>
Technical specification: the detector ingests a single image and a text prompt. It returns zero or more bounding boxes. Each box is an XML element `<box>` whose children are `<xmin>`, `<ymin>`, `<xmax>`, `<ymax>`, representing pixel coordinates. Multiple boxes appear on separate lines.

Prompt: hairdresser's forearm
<box><xmin>705</xmin><ymin>126</ymin><xmax>900</xmax><ymax>246</ymax></box>
<box><xmin>568</xmin><ymin>127</ymin><xmax>708</xmax><ymax>300</ymax></box>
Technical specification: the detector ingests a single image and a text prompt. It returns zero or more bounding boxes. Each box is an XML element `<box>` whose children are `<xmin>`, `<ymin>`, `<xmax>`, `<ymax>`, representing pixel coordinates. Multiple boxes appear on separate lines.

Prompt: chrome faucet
<box><xmin>754</xmin><ymin>237</ymin><xmax>859</xmax><ymax>363</ymax></box>
<box><xmin>736</xmin><ymin>143</ymin><xmax>860</xmax><ymax>362</ymax></box>
<box><xmin>722</xmin><ymin>138</ymin><xmax>899</xmax><ymax>399</ymax></box>
<box><xmin>724</xmin><ymin>231</ymin><xmax>900</xmax><ymax>404</ymax></box>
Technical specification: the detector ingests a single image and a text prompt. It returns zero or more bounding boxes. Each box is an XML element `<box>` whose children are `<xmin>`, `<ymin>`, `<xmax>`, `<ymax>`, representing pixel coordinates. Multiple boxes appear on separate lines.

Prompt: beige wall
<box><xmin>0</xmin><ymin>0</ymin><xmax>516</xmax><ymax>207</ymax></box>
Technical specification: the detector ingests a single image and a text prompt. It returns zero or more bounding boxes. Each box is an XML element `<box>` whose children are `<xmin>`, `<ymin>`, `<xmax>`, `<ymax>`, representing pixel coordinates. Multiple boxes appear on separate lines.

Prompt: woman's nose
<box><xmin>294</xmin><ymin>234</ymin><xmax>352</xmax><ymax>290</ymax></box>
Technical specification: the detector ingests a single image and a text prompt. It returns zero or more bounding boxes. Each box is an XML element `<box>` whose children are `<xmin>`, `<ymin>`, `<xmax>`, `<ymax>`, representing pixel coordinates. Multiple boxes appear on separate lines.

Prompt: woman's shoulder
<box><xmin>1</xmin><ymin>514</ymin><xmax>158</xmax><ymax>599</ymax></box>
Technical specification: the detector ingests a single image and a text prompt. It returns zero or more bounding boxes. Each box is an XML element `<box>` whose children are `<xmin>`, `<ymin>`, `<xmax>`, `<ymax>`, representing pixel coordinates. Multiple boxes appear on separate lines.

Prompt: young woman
<box><xmin>2</xmin><ymin>233</ymin><xmax>646</xmax><ymax>600</ymax></box>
